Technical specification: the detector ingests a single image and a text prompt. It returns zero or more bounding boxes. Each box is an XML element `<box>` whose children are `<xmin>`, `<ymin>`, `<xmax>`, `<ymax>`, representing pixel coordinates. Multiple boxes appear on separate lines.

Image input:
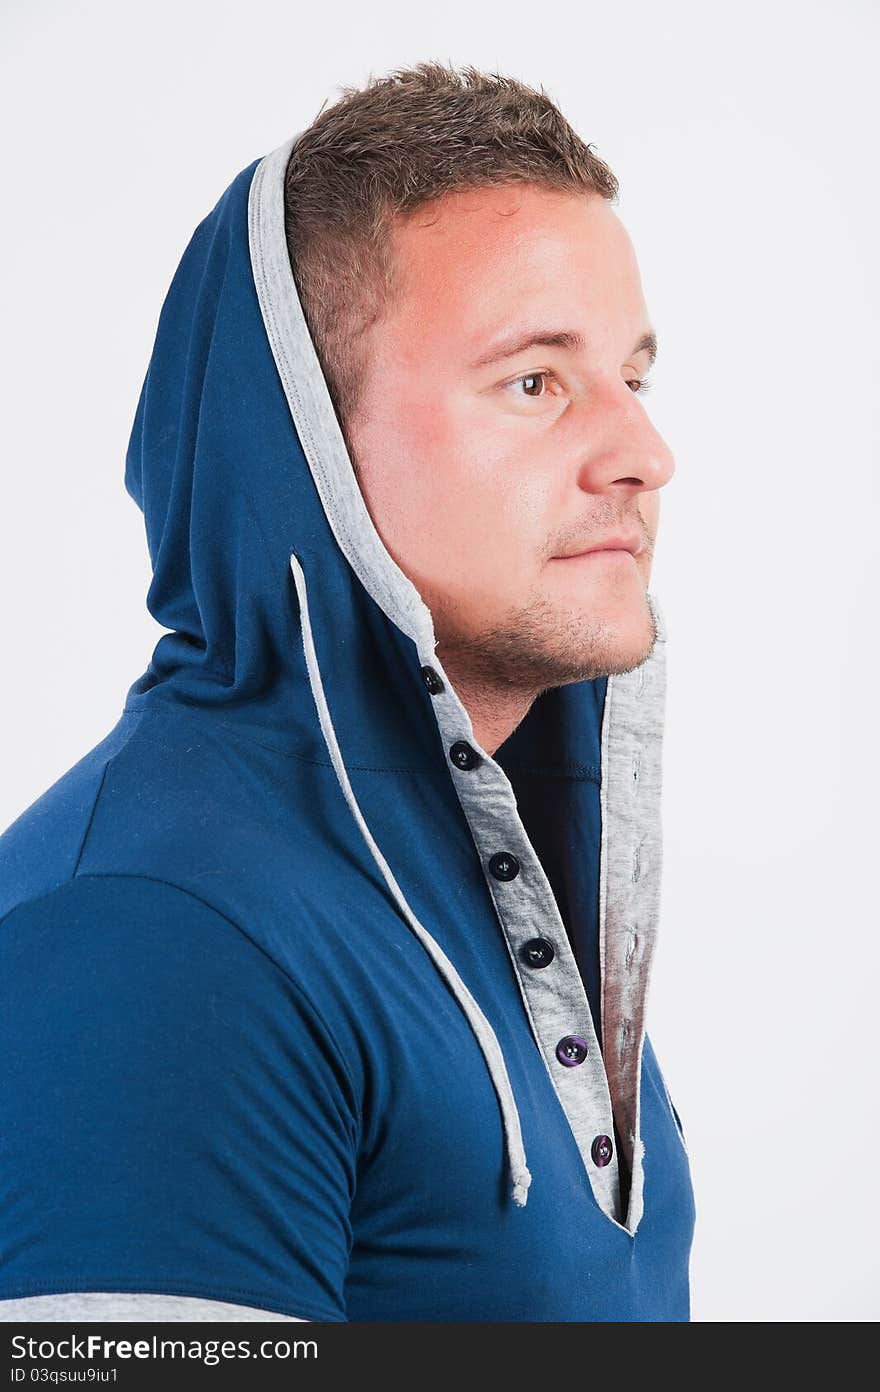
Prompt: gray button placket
<box><xmin>599</xmin><ymin>592</ymin><xmax>668</xmax><ymax>1234</ymax></box>
<box><xmin>420</xmin><ymin>651</ymin><xmax>626</xmax><ymax>1229</ymax></box>
<box><xmin>420</xmin><ymin>594</ymin><xmax>668</xmax><ymax>1236</ymax></box>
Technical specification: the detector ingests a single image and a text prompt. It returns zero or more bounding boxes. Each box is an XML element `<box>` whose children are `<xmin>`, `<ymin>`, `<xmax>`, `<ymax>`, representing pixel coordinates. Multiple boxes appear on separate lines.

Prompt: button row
<box><xmin>423</xmin><ymin>662</ymin><xmax>611</xmax><ymax>1163</ymax></box>
<box><xmin>555</xmin><ymin>1038</ymin><xmax>615</xmax><ymax>1167</ymax></box>
<box><xmin>441</xmin><ymin>720</ymin><xmax>524</xmax><ymax>885</ymax></box>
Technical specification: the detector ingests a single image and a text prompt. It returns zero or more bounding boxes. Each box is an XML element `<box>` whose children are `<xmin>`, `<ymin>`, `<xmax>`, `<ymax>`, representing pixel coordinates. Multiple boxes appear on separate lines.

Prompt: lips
<box><xmin>553</xmin><ymin>533</ymin><xmax>643</xmax><ymax>559</ymax></box>
<box><xmin>554</xmin><ymin>548</ymin><xmax>636</xmax><ymax>563</ymax></box>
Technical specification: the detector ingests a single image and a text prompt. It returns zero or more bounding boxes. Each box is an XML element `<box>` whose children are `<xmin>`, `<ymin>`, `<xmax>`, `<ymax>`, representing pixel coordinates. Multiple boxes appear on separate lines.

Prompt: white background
<box><xmin>2</xmin><ymin>1</ymin><xmax>878</xmax><ymax>1322</ymax></box>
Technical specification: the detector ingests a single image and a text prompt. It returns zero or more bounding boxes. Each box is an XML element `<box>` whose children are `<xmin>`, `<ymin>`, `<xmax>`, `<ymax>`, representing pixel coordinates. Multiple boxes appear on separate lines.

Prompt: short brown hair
<box><xmin>283</xmin><ymin>61</ymin><xmax>619</xmax><ymax>462</ymax></box>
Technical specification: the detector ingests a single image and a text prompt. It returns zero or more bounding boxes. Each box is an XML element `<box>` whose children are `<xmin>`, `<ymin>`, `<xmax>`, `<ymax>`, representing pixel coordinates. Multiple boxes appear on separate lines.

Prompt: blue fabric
<box><xmin>0</xmin><ymin>149</ymin><xmax>695</xmax><ymax>1321</ymax></box>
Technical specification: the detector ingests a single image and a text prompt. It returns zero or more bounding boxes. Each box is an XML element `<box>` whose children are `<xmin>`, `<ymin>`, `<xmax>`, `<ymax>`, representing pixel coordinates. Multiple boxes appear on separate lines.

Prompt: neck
<box><xmin>442</xmin><ymin>665</ymin><xmax>540</xmax><ymax>759</ymax></box>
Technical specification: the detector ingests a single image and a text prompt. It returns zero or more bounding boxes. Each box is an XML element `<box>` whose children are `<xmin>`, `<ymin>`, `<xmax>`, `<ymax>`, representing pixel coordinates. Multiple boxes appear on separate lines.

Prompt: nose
<box><xmin>577</xmin><ymin>382</ymin><xmax>676</xmax><ymax>498</ymax></box>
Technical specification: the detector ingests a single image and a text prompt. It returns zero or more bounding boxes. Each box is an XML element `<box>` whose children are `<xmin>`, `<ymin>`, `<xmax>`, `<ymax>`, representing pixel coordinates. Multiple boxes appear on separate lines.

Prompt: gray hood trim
<box><xmin>247</xmin><ymin>132</ymin><xmax>433</xmax><ymax>648</ymax></box>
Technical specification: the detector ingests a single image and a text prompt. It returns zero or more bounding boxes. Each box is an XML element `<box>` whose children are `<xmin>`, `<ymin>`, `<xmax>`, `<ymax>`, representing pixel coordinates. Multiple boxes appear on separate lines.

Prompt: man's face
<box><xmin>348</xmin><ymin>183</ymin><xmax>675</xmax><ymax>693</ymax></box>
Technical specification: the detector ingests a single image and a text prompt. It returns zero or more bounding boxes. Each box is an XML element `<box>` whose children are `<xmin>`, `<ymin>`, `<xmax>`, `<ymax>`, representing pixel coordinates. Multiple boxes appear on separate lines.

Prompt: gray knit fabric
<box><xmin>0</xmin><ymin>1292</ymin><xmax>307</xmax><ymax>1321</ymax></box>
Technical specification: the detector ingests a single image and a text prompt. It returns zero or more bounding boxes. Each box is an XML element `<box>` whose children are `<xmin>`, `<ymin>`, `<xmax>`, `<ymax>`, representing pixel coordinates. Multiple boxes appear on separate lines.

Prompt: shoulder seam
<box><xmin>71</xmin><ymin>759</ymin><xmax>112</xmax><ymax>878</ymax></box>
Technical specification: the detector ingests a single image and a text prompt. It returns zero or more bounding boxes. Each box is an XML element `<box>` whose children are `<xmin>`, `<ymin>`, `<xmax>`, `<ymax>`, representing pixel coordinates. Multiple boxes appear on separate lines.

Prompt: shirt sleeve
<box><xmin>0</xmin><ymin>874</ymin><xmax>360</xmax><ymax>1322</ymax></box>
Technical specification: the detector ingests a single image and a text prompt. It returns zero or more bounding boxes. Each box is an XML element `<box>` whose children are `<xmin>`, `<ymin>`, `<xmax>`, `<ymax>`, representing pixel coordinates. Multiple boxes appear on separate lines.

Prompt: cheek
<box><xmin>356</xmin><ymin>427</ymin><xmax>503</xmax><ymax>597</ymax></box>
<box><xmin>418</xmin><ymin>465</ymin><xmax>529</xmax><ymax>593</ymax></box>
<box><xmin>354</xmin><ymin>389</ymin><xmax>547</xmax><ymax>605</ymax></box>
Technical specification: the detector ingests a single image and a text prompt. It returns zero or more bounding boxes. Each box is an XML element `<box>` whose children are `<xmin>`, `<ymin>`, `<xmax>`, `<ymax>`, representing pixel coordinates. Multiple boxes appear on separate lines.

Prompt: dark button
<box><xmin>489</xmin><ymin>851</ymin><xmax>520</xmax><ymax>881</ymax></box>
<box><xmin>555</xmin><ymin>1034</ymin><xmax>589</xmax><ymax>1067</ymax></box>
<box><xmin>421</xmin><ymin>665</ymin><xmax>444</xmax><ymax>695</ymax></box>
<box><xmin>520</xmin><ymin>937</ymin><xmax>555</xmax><ymax>969</ymax></box>
<box><xmin>449</xmin><ymin>740</ymin><xmax>480</xmax><ymax>770</ymax></box>
<box><xmin>591</xmin><ymin>1133</ymin><xmax>614</xmax><ymax>1167</ymax></box>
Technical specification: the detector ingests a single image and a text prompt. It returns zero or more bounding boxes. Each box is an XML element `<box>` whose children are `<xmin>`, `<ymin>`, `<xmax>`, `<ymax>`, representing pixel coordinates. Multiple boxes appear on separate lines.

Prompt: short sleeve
<box><xmin>0</xmin><ymin>874</ymin><xmax>359</xmax><ymax>1321</ymax></box>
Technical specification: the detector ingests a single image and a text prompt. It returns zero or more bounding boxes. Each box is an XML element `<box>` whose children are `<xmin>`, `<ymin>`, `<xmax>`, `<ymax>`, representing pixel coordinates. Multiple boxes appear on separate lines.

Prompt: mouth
<box><xmin>550</xmin><ymin>547</ymin><xmax>639</xmax><ymax>563</ymax></box>
<box><xmin>551</xmin><ymin>532</ymin><xmax>645</xmax><ymax>562</ymax></box>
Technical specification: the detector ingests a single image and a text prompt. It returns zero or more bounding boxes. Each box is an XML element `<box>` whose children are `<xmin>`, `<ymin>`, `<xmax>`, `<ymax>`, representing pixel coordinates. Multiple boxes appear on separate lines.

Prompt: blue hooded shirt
<box><xmin>0</xmin><ymin>132</ymin><xmax>696</xmax><ymax>1322</ymax></box>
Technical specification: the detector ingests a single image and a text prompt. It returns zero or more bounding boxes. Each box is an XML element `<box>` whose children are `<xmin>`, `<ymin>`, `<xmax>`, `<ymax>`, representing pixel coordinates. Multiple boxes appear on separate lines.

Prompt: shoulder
<box><xmin>1</xmin><ymin>872</ymin><xmax>364</xmax><ymax>1117</ymax></box>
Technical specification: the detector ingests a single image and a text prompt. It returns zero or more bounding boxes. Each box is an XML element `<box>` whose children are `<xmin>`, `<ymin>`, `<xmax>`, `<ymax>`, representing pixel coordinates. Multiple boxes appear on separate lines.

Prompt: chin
<box><xmin>601</xmin><ymin>594</ymin><xmax>657</xmax><ymax>673</ymax></box>
<box><xmin>564</xmin><ymin>587</ymin><xmax>657</xmax><ymax>679</ymax></box>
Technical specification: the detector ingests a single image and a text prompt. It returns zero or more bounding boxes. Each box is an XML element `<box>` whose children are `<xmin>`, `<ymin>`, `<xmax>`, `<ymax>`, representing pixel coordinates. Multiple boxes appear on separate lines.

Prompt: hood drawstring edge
<box><xmin>289</xmin><ymin>551</ymin><xmax>532</xmax><ymax>1209</ymax></box>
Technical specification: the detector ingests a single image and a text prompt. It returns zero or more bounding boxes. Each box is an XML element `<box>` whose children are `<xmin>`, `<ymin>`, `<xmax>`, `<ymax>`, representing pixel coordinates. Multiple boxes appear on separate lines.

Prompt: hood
<box><xmin>123</xmin><ymin>131</ymin><xmax>669</xmax><ymax>1228</ymax></box>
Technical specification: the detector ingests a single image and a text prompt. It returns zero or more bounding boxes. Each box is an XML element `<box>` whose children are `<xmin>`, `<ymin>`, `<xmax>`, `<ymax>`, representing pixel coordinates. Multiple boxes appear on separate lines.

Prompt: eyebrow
<box><xmin>469</xmin><ymin>327</ymin><xmax>658</xmax><ymax>371</ymax></box>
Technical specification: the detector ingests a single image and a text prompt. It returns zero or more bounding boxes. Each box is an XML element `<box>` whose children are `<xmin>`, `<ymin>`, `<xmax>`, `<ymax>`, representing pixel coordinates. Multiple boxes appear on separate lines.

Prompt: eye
<box><xmin>626</xmin><ymin>375</ymin><xmax>653</xmax><ymax>394</ymax></box>
<box><xmin>505</xmin><ymin>370</ymin><xmax>557</xmax><ymax>399</ymax></box>
<box><xmin>502</xmin><ymin>370</ymin><xmax>653</xmax><ymax>401</ymax></box>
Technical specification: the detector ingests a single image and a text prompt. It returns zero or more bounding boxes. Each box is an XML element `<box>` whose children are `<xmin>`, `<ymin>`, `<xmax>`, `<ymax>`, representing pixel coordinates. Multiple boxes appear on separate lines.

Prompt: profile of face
<box><xmin>348</xmin><ymin>183</ymin><xmax>675</xmax><ymax>703</ymax></box>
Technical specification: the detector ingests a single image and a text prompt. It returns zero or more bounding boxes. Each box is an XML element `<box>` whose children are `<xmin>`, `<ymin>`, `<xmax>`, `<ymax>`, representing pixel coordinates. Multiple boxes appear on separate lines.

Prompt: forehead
<box><xmin>386</xmin><ymin>184</ymin><xmax>648</xmax><ymax>349</ymax></box>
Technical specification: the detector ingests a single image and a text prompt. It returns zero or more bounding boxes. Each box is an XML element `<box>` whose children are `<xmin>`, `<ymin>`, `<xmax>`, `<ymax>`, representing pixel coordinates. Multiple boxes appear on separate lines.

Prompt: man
<box><xmin>0</xmin><ymin>62</ymin><xmax>695</xmax><ymax>1322</ymax></box>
